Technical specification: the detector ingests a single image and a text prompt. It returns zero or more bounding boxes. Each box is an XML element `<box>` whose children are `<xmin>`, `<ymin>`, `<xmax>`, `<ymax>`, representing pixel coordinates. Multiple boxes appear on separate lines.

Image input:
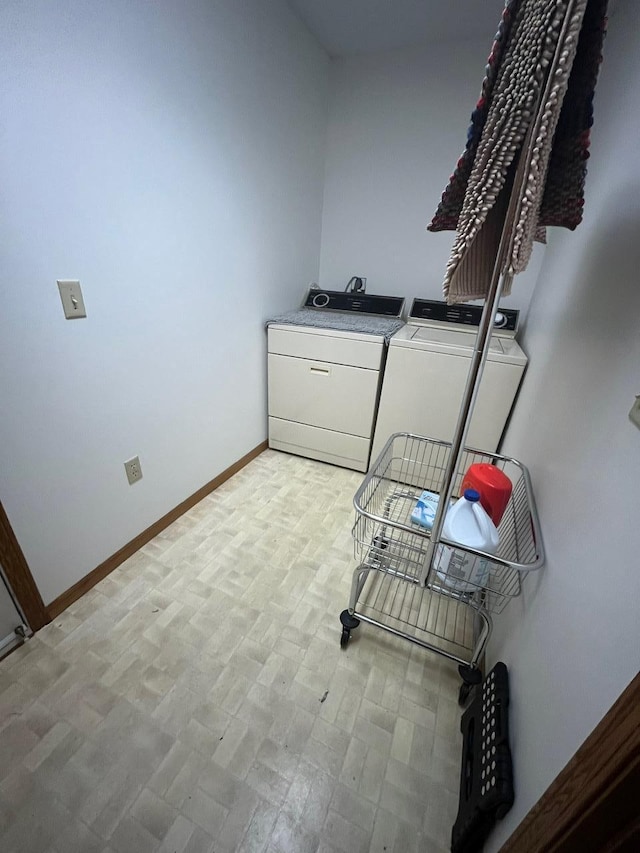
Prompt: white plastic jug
<box><xmin>434</xmin><ymin>489</ymin><xmax>499</xmax><ymax>592</ymax></box>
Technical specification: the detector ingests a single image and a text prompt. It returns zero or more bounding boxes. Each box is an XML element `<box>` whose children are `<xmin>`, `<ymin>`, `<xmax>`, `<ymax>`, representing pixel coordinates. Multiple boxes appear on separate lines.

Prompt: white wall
<box><xmin>486</xmin><ymin>1</ymin><xmax>640</xmax><ymax>847</ymax></box>
<box><xmin>318</xmin><ymin>41</ymin><xmax>543</xmax><ymax>315</ymax></box>
<box><xmin>0</xmin><ymin>0</ymin><xmax>329</xmax><ymax>604</ymax></box>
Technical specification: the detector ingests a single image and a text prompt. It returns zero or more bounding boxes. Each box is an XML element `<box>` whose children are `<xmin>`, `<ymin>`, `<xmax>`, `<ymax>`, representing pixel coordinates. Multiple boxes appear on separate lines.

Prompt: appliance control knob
<box><xmin>494</xmin><ymin>312</ymin><xmax>507</xmax><ymax>328</ymax></box>
<box><xmin>312</xmin><ymin>292</ymin><xmax>330</xmax><ymax>308</ymax></box>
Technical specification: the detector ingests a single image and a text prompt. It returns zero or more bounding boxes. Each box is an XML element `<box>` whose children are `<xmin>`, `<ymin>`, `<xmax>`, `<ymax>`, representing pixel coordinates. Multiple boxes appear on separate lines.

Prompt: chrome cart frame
<box><xmin>340</xmin><ymin>432</ymin><xmax>544</xmax><ymax>704</ymax></box>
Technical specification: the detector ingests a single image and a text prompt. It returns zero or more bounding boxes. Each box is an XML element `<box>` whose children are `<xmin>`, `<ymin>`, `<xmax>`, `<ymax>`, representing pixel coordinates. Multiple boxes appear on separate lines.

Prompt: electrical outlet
<box><xmin>629</xmin><ymin>396</ymin><xmax>640</xmax><ymax>430</ymax></box>
<box><xmin>124</xmin><ymin>456</ymin><xmax>143</xmax><ymax>485</ymax></box>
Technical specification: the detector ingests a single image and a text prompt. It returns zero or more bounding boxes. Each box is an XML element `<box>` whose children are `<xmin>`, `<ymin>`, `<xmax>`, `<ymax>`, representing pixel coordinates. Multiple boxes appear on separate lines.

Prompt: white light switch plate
<box><xmin>57</xmin><ymin>280</ymin><xmax>87</xmax><ymax>319</ymax></box>
<box><xmin>629</xmin><ymin>396</ymin><xmax>640</xmax><ymax>430</ymax></box>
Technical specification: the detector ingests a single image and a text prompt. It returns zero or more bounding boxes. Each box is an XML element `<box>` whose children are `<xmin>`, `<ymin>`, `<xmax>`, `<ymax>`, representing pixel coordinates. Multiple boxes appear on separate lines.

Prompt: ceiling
<box><xmin>286</xmin><ymin>0</ymin><xmax>508</xmax><ymax>57</ymax></box>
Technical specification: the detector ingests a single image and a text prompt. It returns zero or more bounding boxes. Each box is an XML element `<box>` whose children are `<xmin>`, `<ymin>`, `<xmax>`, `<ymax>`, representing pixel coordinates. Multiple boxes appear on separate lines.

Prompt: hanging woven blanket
<box><xmin>539</xmin><ymin>0</ymin><xmax>608</xmax><ymax>228</ymax></box>
<box><xmin>428</xmin><ymin>0</ymin><xmax>522</xmax><ymax>233</ymax></box>
<box><xmin>429</xmin><ymin>0</ymin><xmax>608</xmax><ymax>303</ymax></box>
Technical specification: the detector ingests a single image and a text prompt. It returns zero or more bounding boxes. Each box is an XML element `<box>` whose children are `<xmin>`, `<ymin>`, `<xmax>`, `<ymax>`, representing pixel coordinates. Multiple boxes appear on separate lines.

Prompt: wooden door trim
<box><xmin>0</xmin><ymin>500</ymin><xmax>49</xmax><ymax>631</ymax></box>
<box><xmin>500</xmin><ymin>671</ymin><xmax>640</xmax><ymax>852</ymax></box>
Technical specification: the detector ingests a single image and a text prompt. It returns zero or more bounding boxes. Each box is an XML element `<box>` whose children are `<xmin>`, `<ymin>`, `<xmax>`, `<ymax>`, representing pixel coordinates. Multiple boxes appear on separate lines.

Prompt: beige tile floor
<box><xmin>0</xmin><ymin>450</ymin><xmax>463</xmax><ymax>853</ymax></box>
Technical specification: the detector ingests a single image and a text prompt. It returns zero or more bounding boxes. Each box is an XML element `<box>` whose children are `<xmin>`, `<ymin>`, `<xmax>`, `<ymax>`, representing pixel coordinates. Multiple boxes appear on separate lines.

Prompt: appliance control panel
<box><xmin>304</xmin><ymin>289</ymin><xmax>405</xmax><ymax>317</ymax></box>
<box><xmin>410</xmin><ymin>299</ymin><xmax>519</xmax><ymax>333</ymax></box>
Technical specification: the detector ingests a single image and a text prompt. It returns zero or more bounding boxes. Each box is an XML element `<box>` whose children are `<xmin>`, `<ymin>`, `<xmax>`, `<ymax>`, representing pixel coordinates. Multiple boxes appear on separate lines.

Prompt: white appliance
<box><xmin>370</xmin><ymin>299</ymin><xmax>527</xmax><ymax>462</ymax></box>
<box><xmin>268</xmin><ymin>289</ymin><xmax>404</xmax><ymax>472</ymax></box>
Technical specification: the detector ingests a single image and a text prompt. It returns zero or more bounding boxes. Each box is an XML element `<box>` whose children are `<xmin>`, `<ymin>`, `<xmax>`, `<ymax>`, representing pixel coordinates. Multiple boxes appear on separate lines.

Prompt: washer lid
<box><xmin>411</xmin><ymin>326</ymin><xmax>504</xmax><ymax>352</ymax></box>
<box><xmin>390</xmin><ymin>324</ymin><xmax>527</xmax><ymax>365</ymax></box>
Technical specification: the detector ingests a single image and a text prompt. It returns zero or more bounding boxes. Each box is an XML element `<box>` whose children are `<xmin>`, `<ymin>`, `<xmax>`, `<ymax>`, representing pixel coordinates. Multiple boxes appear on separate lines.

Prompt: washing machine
<box><xmin>267</xmin><ymin>289</ymin><xmax>405</xmax><ymax>472</ymax></box>
<box><xmin>370</xmin><ymin>299</ymin><xmax>528</xmax><ymax>461</ymax></box>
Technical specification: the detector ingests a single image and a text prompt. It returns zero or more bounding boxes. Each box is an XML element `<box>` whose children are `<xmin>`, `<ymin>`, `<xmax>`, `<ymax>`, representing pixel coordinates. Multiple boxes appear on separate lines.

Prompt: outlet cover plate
<box><xmin>124</xmin><ymin>456</ymin><xmax>143</xmax><ymax>485</ymax></box>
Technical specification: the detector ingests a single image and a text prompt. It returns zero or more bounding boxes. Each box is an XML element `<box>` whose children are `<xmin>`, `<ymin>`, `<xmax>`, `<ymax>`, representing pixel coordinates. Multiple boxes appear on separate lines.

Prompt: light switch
<box><xmin>57</xmin><ymin>279</ymin><xmax>87</xmax><ymax>319</ymax></box>
<box><xmin>629</xmin><ymin>396</ymin><xmax>640</xmax><ymax>430</ymax></box>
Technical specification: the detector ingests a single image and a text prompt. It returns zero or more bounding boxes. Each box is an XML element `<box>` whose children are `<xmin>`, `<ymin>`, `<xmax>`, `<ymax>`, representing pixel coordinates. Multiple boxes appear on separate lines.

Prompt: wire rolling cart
<box><xmin>337</xmin><ymin>36</ymin><xmax>553</xmax><ymax>703</ymax></box>
<box><xmin>339</xmin><ymin>432</ymin><xmax>544</xmax><ymax>705</ymax></box>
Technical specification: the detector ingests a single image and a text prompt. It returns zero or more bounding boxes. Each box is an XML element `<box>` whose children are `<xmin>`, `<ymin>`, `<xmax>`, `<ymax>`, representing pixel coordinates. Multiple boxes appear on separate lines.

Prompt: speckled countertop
<box><xmin>267</xmin><ymin>309</ymin><xmax>404</xmax><ymax>343</ymax></box>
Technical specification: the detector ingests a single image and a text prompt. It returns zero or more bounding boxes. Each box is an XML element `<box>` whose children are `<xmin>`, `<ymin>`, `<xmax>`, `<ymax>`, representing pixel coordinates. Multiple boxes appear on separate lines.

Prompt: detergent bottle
<box><xmin>461</xmin><ymin>463</ymin><xmax>512</xmax><ymax>526</ymax></box>
<box><xmin>435</xmin><ymin>489</ymin><xmax>499</xmax><ymax>592</ymax></box>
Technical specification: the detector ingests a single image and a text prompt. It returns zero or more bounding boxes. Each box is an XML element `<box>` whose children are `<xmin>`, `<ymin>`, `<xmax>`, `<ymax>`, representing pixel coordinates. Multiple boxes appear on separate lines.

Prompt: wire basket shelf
<box><xmin>352</xmin><ymin>433</ymin><xmax>544</xmax><ymax>615</ymax></box>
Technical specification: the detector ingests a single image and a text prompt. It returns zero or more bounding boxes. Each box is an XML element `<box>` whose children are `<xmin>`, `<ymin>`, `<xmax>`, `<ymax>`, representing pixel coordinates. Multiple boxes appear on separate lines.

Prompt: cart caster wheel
<box><xmin>458</xmin><ymin>682</ymin><xmax>471</xmax><ymax>707</ymax></box>
<box><xmin>339</xmin><ymin>610</ymin><xmax>359</xmax><ymax>649</ymax></box>
<box><xmin>457</xmin><ymin>664</ymin><xmax>482</xmax><ymax>707</ymax></box>
<box><xmin>339</xmin><ymin>609</ymin><xmax>360</xmax><ymax>630</ymax></box>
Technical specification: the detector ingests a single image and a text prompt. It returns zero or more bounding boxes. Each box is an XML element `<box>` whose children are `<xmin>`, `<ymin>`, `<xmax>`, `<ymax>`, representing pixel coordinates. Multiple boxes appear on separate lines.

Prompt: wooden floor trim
<box><xmin>47</xmin><ymin>440</ymin><xmax>268</xmax><ymax>620</ymax></box>
<box><xmin>499</xmin><ymin>670</ymin><xmax>640</xmax><ymax>852</ymax></box>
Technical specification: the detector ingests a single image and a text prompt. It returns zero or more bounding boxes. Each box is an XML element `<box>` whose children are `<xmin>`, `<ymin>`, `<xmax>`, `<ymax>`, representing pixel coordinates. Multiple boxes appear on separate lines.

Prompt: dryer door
<box><xmin>268</xmin><ymin>354</ymin><xmax>380</xmax><ymax>438</ymax></box>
